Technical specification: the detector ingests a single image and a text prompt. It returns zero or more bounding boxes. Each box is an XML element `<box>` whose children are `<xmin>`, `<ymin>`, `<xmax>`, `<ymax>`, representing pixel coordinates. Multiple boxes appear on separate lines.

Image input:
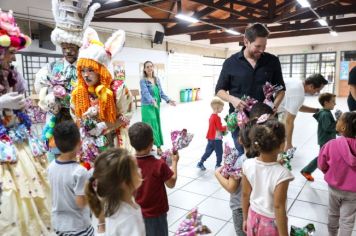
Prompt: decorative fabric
<box><xmin>290</xmin><ymin>224</ymin><xmax>315</xmax><ymax>236</ymax></box>
<box><xmin>25</xmin><ymin>98</ymin><xmax>46</xmax><ymax>124</ymax></box>
<box><xmin>263</xmin><ymin>82</ymin><xmax>284</xmax><ymax>108</ymax></box>
<box><xmin>220</xmin><ymin>143</ymin><xmax>243</xmax><ymax>178</ymax></box>
<box><xmin>36</xmin><ymin>59</ymin><xmax>77</xmax><ymax>111</ymax></box>
<box><xmin>175</xmin><ymin>208</ymin><xmax>211</xmax><ymax>235</ymax></box>
<box><xmin>0</xmin><ymin>9</ymin><xmax>31</xmax><ymax>50</ymax></box>
<box><xmin>50</xmin><ymin>0</ymin><xmax>100</xmax><ymax>46</ymax></box>
<box><xmin>237</xmin><ymin>95</ymin><xmax>258</xmax><ymax>127</ymax></box>
<box><xmin>0</xmin><ymin>111</ymin><xmax>46</xmax><ymax>163</ymax></box>
<box><xmin>161</xmin><ymin>129</ymin><xmax>193</xmax><ymax>166</ymax></box>
<box><xmin>279</xmin><ymin>147</ymin><xmax>297</xmax><ymax>170</ymax></box>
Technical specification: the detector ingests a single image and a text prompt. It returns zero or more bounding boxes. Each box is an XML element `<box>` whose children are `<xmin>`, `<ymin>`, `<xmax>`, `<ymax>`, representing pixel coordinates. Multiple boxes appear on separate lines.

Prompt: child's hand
<box><xmin>172</xmin><ymin>152</ymin><xmax>179</xmax><ymax>163</ymax></box>
<box><xmin>243</xmin><ymin>220</ymin><xmax>247</xmax><ymax>233</ymax></box>
<box><xmin>214</xmin><ymin>166</ymin><xmax>223</xmax><ymax>177</ymax></box>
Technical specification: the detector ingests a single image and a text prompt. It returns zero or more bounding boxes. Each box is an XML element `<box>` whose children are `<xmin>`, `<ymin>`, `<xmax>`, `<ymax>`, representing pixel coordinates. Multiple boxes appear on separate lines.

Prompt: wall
<box><xmin>13</xmin><ymin>18</ymin><xmax>227</xmax><ymax>102</ymax></box>
<box><xmin>266</xmin><ymin>41</ymin><xmax>356</xmax><ymax>96</ymax></box>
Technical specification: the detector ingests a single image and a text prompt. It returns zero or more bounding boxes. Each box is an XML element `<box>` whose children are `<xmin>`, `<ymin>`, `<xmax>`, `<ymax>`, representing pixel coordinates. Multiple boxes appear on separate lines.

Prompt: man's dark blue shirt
<box><xmin>215</xmin><ymin>47</ymin><xmax>286</xmax><ymax>113</ymax></box>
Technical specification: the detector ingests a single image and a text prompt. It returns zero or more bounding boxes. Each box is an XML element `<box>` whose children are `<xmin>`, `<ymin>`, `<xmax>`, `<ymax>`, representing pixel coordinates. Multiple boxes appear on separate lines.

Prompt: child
<box><xmin>318</xmin><ymin>112</ymin><xmax>356</xmax><ymax>236</ymax></box>
<box><xmin>197</xmin><ymin>97</ymin><xmax>227</xmax><ymax>170</ymax></box>
<box><xmin>128</xmin><ymin>122</ymin><xmax>179</xmax><ymax>236</ymax></box>
<box><xmin>242</xmin><ymin>119</ymin><xmax>294</xmax><ymax>236</ymax></box>
<box><xmin>301</xmin><ymin>93</ymin><xmax>337</xmax><ymax>181</ymax></box>
<box><xmin>47</xmin><ymin>121</ymin><xmax>94</xmax><ymax>235</ymax></box>
<box><xmin>215</xmin><ymin>102</ymin><xmax>273</xmax><ymax>236</ymax></box>
<box><xmin>85</xmin><ymin>148</ymin><xmax>145</xmax><ymax>236</ymax></box>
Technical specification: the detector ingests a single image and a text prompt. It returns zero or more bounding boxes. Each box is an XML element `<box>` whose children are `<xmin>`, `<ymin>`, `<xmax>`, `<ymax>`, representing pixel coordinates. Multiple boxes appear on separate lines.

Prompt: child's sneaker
<box><xmin>301</xmin><ymin>171</ymin><xmax>314</xmax><ymax>182</ymax></box>
<box><xmin>197</xmin><ymin>162</ymin><xmax>206</xmax><ymax>171</ymax></box>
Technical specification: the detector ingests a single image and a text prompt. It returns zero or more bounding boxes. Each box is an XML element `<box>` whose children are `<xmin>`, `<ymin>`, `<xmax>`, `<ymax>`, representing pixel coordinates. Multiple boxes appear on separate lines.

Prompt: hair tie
<box><xmin>256</xmin><ymin>113</ymin><xmax>270</xmax><ymax>124</ymax></box>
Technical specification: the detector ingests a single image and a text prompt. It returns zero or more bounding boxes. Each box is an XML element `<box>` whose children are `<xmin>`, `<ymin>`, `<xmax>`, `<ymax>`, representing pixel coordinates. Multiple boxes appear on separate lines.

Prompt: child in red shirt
<box><xmin>197</xmin><ymin>97</ymin><xmax>227</xmax><ymax>170</ymax></box>
<box><xmin>128</xmin><ymin>122</ymin><xmax>179</xmax><ymax>236</ymax></box>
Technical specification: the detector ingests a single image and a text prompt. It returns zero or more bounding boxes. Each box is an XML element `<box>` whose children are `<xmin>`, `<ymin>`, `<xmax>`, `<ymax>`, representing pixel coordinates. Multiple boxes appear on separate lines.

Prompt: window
<box><xmin>18</xmin><ymin>52</ymin><xmax>62</xmax><ymax>96</ymax></box>
<box><xmin>278</xmin><ymin>52</ymin><xmax>336</xmax><ymax>93</ymax></box>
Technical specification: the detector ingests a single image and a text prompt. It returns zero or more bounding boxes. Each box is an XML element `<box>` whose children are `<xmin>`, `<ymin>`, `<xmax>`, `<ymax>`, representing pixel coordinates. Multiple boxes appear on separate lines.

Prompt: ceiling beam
<box><xmin>167</xmin><ymin>1</ymin><xmax>176</xmax><ymax>19</ymax></box>
<box><xmin>268</xmin><ymin>0</ymin><xmax>276</xmax><ymax>19</ymax></box>
<box><xmin>273</xmin><ymin>0</ymin><xmax>337</xmax><ymax>23</ymax></box>
<box><xmin>210</xmin><ymin>25</ymin><xmax>356</xmax><ymax>44</ymax></box>
<box><xmin>279</xmin><ymin>4</ymin><xmax>356</xmax><ymax>22</ymax></box>
<box><xmin>94</xmin><ymin>0</ymin><xmax>164</xmax><ymax>18</ymax></box>
<box><xmin>232</xmin><ymin>0</ymin><xmax>269</xmax><ymax>12</ymax></box>
<box><xmin>190</xmin><ymin>17</ymin><xmax>356</xmax><ymax>40</ymax></box>
<box><xmin>164</xmin><ymin>17</ymin><xmax>272</xmax><ymax>35</ymax></box>
<box><xmin>275</xmin><ymin>0</ymin><xmax>297</xmax><ymax>14</ymax></box>
<box><xmin>189</xmin><ymin>0</ymin><xmax>260</xmax><ymax>19</ymax></box>
<box><xmin>164</xmin><ymin>0</ymin><xmax>229</xmax><ymax>35</ymax></box>
<box><xmin>93</xmin><ymin>17</ymin><xmax>277</xmax><ymax>24</ymax></box>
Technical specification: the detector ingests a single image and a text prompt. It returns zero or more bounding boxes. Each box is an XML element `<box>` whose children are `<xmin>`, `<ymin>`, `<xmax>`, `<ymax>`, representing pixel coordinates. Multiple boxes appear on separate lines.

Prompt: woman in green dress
<box><xmin>140</xmin><ymin>61</ymin><xmax>176</xmax><ymax>155</ymax></box>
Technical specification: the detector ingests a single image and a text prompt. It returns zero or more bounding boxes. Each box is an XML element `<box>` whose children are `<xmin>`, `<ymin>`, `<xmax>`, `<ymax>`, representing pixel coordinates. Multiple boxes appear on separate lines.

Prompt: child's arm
<box><xmin>74</xmin><ymin>168</ymin><xmax>90</xmax><ymax>209</ymax></box>
<box><xmin>165</xmin><ymin>153</ymin><xmax>179</xmax><ymax>188</ymax></box>
<box><xmin>241</xmin><ymin>174</ymin><xmax>252</xmax><ymax>233</ymax></box>
<box><xmin>216</xmin><ymin>116</ymin><xmax>227</xmax><ymax>132</ymax></box>
<box><xmin>318</xmin><ymin>144</ymin><xmax>330</xmax><ymax>173</ymax></box>
<box><xmin>273</xmin><ymin>180</ymin><xmax>290</xmax><ymax>236</ymax></box>
<box><xmin>215</xmin><ymin>168</ymin><xmax>240</xmax><ymax>193</ymax></box>
<box><xmin>75</xmin><ymin>195</ymin><xmax>87</xmax><ymax>209</ymax></box>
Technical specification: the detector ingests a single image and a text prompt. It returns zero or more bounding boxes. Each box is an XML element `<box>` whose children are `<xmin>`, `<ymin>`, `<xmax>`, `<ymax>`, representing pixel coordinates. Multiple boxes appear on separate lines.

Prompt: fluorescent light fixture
<box><xmin>317</xmin><ymin>19</ymin><xmax>328</xmax><ymax>26</ymax></box>
<box><xmin>226</xmin><ymin>29</ymin><xmax>240</xmax><ymax>35</ymax></box>
<box><xmin>175</xmin><ymin>14</ymin><xmax>199</xmax><ymax>23</ymax></box>
<box><xmin>297</xmin><ymin>0</ymin><xmax>311</xmax><ymax>8</ymax></box>
<box><xmin>330</xmin><ymin>30</ymin><xmax>338</xmax><ymax>36</ymax></box>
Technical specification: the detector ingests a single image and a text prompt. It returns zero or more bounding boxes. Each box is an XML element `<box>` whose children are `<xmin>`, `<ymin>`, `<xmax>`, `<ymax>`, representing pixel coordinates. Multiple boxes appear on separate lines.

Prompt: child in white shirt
<box><xmin>85</xmin><ymin>148</ymin><xmax>145</xmax><ymax>236</ymax></box>
<box><xmin>242</xmin><ymin>119</ymin><xmax>294</xmax><ymax>236</ymax></box>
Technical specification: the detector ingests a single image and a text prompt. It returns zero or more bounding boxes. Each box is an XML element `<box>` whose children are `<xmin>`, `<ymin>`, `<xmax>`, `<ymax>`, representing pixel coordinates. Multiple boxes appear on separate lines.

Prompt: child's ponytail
<box><xmin>85</xmin><ymin>177</ymin><xmax>103</xmax><ymax>218</ymax></box>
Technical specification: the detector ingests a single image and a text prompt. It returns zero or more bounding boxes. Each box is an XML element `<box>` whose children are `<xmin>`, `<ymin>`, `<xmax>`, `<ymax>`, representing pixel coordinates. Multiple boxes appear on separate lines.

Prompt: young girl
<box><xmin>215</xmin><ymin>102</ymin><xmax>274</xmax><ymax>236</ymax></box>
<box><xmin>318</xmin><ymin>112</ymin><xmax>356</xmax><ymax>236</ymax></box>
<box><xmin>242</xmin><ymin>119</ymin><xmax>294</xmax><ymax>236</ymax></box>
<box><xmin>85</xmin><ymin>148</ymin><xmax>145</xmax><ymax>236</ymax></box>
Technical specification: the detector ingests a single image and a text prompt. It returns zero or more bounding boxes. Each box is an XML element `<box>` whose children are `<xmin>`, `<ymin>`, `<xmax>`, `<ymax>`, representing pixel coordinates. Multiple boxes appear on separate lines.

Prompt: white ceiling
<box><xmin>2</xmin><ymin>0</ymin><xmax>356</xmax><ymax>51</ymax></box>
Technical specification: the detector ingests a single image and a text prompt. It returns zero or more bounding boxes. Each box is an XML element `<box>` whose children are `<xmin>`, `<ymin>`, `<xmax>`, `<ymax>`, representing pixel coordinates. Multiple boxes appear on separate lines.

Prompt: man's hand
<box><xmin>230</xmin><ymin>96</ymin><xmax>247</xmax><ymax>111</ymax></box>
<box><xmin>0</xmin><ymin>92</ymin><xmax>25</xmax><ymax>110</ymax></box>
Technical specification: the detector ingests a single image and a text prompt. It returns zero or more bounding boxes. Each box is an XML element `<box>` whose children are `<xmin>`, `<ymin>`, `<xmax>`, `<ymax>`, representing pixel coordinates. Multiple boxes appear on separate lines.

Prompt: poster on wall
<box><xmin>340</xmin><ymin>61</ymin><xmax>349</xmax><ymax>80</ymax></box>
<box><xmin>112</xmin><ymin>61</ymin><xmax>125</xmax><ymax>80</ymax></box>
<box><xmin>139</xmin><ymin>63</ymin><xmax>165</xmax><ymax>79</ymax></box>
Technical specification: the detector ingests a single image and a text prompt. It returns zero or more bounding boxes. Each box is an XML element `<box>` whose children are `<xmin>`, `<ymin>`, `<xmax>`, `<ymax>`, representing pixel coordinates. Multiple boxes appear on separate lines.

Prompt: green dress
<box><xmin>141</xmin><ymin>85</ymin><xmax>164</xmax><ymax>147</ymax></box>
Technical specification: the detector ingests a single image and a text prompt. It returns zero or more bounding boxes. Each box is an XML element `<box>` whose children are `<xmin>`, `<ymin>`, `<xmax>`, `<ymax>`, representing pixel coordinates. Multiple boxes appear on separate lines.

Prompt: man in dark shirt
<box><xmin>215</xmin><ymin>23</ymin><xmax>285</xmax><ymax>152</ymax></box>
<box><xmin>348</xmin><ymin>66</ymin><xmax>356</xmax><ymax>111</ymax></box>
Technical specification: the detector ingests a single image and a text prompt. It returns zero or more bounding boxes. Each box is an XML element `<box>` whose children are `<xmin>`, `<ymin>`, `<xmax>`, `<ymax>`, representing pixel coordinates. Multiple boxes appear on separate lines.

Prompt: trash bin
<box><xmin>184</xmin><ymin>89</ymin><xmax>189</xmax><ymax>102</ymax></box>
<box><xmin>192</xmin><ymin>88</ymin><xmax>197</xmax><ymax>101</ymax></box>
<box><xmin>195</xmin><ymin>88</ymin><xmax>201</xmax><ymax>100</ymax></box>
<box><xmin>180</xmin><ymin>89</ymin><xmax>186</xmax><ymax>103</ymax></box>
<box><xmin>187</xmin><ymin>89</ymin><xmax>193</xmax><ymax>102</ymax></box>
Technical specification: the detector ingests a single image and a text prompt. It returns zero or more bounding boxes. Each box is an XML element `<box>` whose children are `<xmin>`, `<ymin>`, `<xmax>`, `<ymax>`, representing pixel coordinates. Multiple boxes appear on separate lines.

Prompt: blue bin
<box><xmin>187</xmin><ymin>89</ymin><xmax>193</xmax><ymax>102</ymax></box>
<box><xmin>184</xmin><ymin>89</ymin><xmax>189</xmax><ymax>102</ymax></box>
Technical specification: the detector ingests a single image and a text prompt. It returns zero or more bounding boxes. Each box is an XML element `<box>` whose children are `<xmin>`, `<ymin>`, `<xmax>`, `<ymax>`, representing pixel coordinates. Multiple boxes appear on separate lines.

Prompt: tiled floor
<box><xmin>128</xmin><ymin>96</ymin><xmax>356</xmax><ymax>236</ymax></box>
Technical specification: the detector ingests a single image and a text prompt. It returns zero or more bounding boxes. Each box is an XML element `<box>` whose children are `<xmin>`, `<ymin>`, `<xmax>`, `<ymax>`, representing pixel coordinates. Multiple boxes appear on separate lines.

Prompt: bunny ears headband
<box><xmin>77</xmin><ymin>27</ymin><xmax>125</xmax><ymax>69</ymax></box>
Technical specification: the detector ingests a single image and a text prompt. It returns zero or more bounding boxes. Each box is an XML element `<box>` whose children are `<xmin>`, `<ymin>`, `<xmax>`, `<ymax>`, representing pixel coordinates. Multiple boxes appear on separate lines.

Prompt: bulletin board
<box><xmin>112</xmin><ymin>61</ymin><xmax>126</xmax><ymax>80</ymax></box>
